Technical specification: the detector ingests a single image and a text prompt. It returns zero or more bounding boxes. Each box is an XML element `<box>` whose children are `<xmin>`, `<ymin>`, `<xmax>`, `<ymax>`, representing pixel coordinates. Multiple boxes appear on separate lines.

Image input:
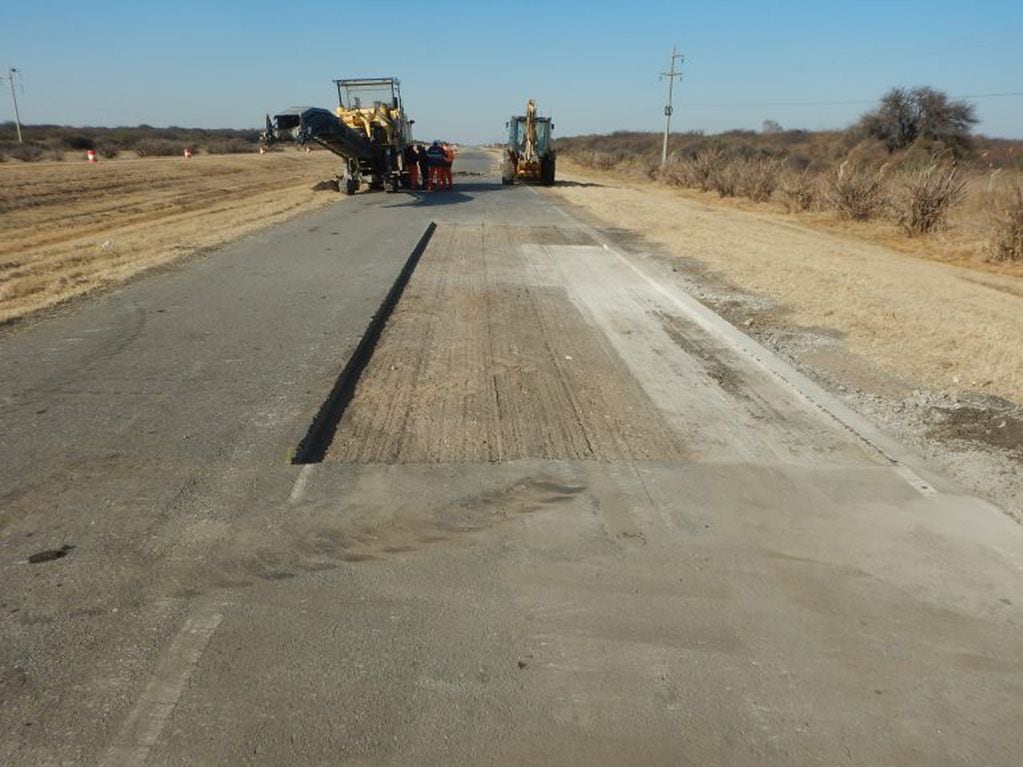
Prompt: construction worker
<box><xmin>442</xmin><ymin>143</ymin><xmax>456</xmax><ymax>189</ymax></box>
<box><xmin>416</xmin><ymin>145</ymin><xmax>429</xmax><ymax>190</ymax></box>
<box><xmin>403</xmin><ymin>143</ymin><xmax>419</xmax><ymax>190</ymax></box>
<box><xmin>426</xmin><ymin>141</ymin><xmax>447</xmax><ymax>190</ymax></box>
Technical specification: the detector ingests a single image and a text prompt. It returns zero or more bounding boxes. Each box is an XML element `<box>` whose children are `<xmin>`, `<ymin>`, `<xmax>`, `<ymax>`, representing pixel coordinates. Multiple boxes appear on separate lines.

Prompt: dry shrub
<box><xmin>659</xmin><ymin>158</ymin><xmax>690</xmax><ymax>186</ymax></box>
<box><xmin>710</xmin><ymin>160</ymin><xmax>740</xmax><ymax>197</ymax></box>
<box><xmin>989</xmin><ymin>186</ymin><xmax>1023</xmax><ymax>262</ymax></box>
<box><xmin>827</xmin><ymin>162</ymin><xmax>889</xmax><ymax>220</ymax></box>
<box><xmin>96</xmin><ymin>142</ymin><xmax>120</xmax><ymax>159</ymax></box>
<box><xmin>689</xmin><ymin>150</ymin><xmax>725</xmax><ymax>192</ymax></box>
<box><xmin>893</xmin><ymin>164</ymin><xmax>967</xmax><ymax>235</ymax></box>
<box><xmin>63</xmin><ymin>134</ymin><xmax>95</xmax><ymax>151</ymax></box>
<box><xmin>779</xmin><ymin>169</ymin><xmax>821</xmax><ymax>211</ymax></box>
<box><xmin>4</xmin><ymin>142</ymin><xmax>46</xmax><ymax>162</ymax></box>
<box><xmin>134</xmin><ymin>138</ymin><xmax>186</xmax><ymax>157</ymax></box>
<box><xmin>845</xmin><ymin>137</ymin><xmax>890</xmax><ymax>166</ymax></box>
<box><xmin>734</xmin><ymin>157</ymin><xmax>783</xmax><ymax>202</ymax></box>
<box><xmin>575</xmin><ymin>150</ymin><xmax>626</xmax><ymax>170</ymax></box>
<box><xmin>204</xmin><ymin>138</ymin><xmax>256</xmax><ymax>155</ymax></box>
<box><xmin>43</xmin><ymin>137</ymin><xmax>66</xmax><ymax>161</ymax></box>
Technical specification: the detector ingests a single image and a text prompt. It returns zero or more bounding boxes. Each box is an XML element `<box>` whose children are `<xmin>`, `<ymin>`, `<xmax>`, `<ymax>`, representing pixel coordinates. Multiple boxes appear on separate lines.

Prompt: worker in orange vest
<box><xmin>442</xmin><ymin>143</ymin><xmax>456</xmax><ymax>189</ymax></box>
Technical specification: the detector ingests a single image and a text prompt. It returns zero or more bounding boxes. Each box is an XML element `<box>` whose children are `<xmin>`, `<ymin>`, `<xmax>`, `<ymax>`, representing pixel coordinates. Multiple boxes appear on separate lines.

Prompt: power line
<box><xmin>782</xmin><ymin>30</ymin><xmax>1023</xmax><ymax>75</ymax></box>
<box><xmin>677</xmin><ymin>91</ymin><xmax>1023</xmax><ymax>109</ymax></box>
<box><xmin>957</xmin><ymin>91</ymin><xmax>1023</xmax><ymax>100</ymax></box>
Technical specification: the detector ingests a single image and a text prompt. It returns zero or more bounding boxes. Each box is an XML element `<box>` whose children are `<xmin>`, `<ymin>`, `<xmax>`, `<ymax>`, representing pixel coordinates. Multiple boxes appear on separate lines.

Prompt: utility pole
<box><xmin>660</xmin><ymin>46</ymin><xmax>684</xmax><ymax>168</ymax></box>
<box><xmin>3</xmin><ymin>67</ymin><xmax>23</xmax><ymax>143</ymax></box>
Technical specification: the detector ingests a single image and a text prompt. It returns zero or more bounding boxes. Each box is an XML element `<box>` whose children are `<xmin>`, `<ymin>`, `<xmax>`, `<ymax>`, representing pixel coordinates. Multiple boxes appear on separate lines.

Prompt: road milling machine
<box><xmin>262</xmin><ymin>77</ymin><xmax>412</xmax><ymax>194</ymax></box>
<box><xmin>502</xmin><ymin>99</ymin><xmax>556</xmax><ymax>186</ymax></box>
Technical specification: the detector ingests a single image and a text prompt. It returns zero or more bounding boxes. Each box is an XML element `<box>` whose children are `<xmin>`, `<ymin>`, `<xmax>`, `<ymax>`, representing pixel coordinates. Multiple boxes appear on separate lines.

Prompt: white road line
<box><xmin>102</xmin><ymin>600</ymin><xmax>227</xmax><ymax>766</ymax></box>
<box><xmin>892</xmin><ymin>464</ymin><xmax>938</xmax><ymax>496</ymax></box>
<box><xmin>288</xmin><ymin>463</ymin><xmax>316</xmax><ymax>504</ymax></box>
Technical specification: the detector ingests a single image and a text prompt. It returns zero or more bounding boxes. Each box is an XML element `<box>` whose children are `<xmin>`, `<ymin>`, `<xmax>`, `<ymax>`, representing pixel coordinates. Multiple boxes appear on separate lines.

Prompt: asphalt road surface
<box><xmin>2</xmin><ymin>150</ymin><xmax>1021</xmax><ymax>765</ymax></box>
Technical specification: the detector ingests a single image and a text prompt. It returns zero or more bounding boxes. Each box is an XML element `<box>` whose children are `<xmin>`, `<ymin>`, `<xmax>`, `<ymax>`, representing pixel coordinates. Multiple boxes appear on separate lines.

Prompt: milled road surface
<box><xmin>1</xmin><ymin>150</ymin><xmax>1022</xmax><ymax>765</ymax></box>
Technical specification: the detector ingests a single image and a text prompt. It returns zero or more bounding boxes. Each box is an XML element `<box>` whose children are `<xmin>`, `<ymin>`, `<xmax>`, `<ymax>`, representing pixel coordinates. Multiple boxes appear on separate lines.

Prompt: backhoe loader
<box><xmin>502</xmin><ymin>99</ymin><xmax>555</xmax><ymax>186</ymax></box>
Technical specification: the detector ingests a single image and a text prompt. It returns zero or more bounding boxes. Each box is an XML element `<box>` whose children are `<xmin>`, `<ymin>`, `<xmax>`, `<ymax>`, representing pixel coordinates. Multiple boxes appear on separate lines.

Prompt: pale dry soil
<box><xmin>0</xmin><ymin>151</ymin><xmax>342</xmax><ymax>324</ymax></box>
<box><xmin>547</xmin><ymin>167</ymin><xmax>1023</xmax><ymax>521</ymax></box>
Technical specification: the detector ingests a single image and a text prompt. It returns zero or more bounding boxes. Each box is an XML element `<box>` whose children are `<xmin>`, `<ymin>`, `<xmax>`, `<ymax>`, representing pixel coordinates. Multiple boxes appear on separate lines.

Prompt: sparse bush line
<box><xmin>573</xmin><ymin>150</ymin><xmax>628</xmax><ymax>171</ymax></box>
<box><xmin>989</xmin><ymin>187</ymin><xmax>1023</xmax><ymax>263</ymax></box>
<box><xmin>2</xmin><ymin>142</ymin><xmax>47</xmax><ymax>162</ymax></box>
<box><xmin>0</xmin><ymin>122</ymin><xmax>261</xmax><ymax>158</ymax></box>
<box><xmin>204</xmin><ymin>137</ymin><xmax>257</xmax><ymax>155</ymax></box>
<box><xmin>560</xmin><ymin>112</ymin><xmax>1023</xmax><ymax>272</ymax></box>
<box><xmin>134</xmin><ymin>138</ymin><xmax>187</xmax><ymax>157</ymax></box>
<box><xmin>567</xmin><ymin>146</ymin><xmax>1023</xmax><ymax>269</ymax></box>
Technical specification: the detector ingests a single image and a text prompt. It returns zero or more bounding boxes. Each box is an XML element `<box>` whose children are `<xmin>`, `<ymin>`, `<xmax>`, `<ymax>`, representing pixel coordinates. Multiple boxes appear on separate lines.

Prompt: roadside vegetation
<box><xmin>557</xmin><ymin>87</ymin><xmax>1023</xmax><ymax>266</ymax></box>
<box><xmin>0</xmin><ymin>152</ymin><xmax>338</xmax><ymax>325</ymax></box>
<box><xmin>0</xmin><ymin>122</ymin><xmax>262</xmax><ymax>161</ymax></box>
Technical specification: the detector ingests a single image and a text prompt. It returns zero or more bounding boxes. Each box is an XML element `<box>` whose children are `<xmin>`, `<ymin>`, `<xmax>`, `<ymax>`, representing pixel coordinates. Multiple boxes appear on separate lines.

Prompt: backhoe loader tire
<box><xmin>345</xmin><ymin>178</ymin><xmax>358</xmax><ymax>196</ymax></box>
<box><xmin>541</xmin><ymin>155</ymin><xmax>556</xmax><ymax>186</ymax></box>
<box><xmin>501</xmin><ymin>157</ymin><xmax>516</xmax><ymax>187</ymax></box>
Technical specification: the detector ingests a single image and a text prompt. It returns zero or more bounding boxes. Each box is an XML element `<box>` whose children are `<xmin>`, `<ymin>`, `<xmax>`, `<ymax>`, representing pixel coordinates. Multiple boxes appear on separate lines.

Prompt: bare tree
<box><xmin>858</xmin><ymin>86</ymin><xmax>977</xmax><ymax>153</ymax></box>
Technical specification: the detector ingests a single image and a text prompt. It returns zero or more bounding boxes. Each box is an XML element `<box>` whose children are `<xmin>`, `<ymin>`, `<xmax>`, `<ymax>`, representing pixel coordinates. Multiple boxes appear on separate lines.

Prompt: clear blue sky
<box><xmin>2</xmin><ymin>0</ymin><xmax>1021</xmax><ymax>141</ymax></box>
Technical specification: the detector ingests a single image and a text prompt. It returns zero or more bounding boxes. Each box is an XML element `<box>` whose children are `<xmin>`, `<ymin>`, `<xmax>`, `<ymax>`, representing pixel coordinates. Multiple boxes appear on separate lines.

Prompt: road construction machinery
<box><xmin>502</xmin><ymin>99</ymin><xmax>556</xmax><ymax>186</ymax></box>
<box><xmin>262</xmin><ymin>77</ymin><xmax>412</xmax><ymax>194</ymax></box>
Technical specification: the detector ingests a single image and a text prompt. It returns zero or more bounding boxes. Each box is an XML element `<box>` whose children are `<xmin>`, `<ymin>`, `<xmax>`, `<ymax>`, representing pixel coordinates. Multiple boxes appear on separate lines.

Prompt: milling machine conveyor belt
<box><xmin>266</xmin><ymin>107</ymin><xmax>374</xmax><ymax>161</ymax></box>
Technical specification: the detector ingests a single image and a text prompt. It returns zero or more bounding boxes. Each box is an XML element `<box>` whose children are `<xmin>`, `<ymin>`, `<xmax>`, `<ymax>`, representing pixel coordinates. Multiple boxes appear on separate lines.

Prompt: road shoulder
<box><xmin>544</xmin><ymin>172</ymin><xmax>1023</xmax><ymax>522</ymax></box>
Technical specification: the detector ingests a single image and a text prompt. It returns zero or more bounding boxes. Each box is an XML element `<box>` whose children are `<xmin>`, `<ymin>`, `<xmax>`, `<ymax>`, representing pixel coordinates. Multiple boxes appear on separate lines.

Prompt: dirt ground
<box><xmin>0</xmin><ymin>151</ymin><xmax>342</xmax><ymax>325</ymax></box>
<box><xmin>548</xmin><ymin>166</ymin><xmax>1023</xmax><ymax>521</ymax></box>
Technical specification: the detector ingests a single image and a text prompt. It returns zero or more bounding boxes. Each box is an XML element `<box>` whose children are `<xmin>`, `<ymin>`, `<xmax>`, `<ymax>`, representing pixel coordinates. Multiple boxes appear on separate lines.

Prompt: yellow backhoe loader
<box><xmin>502</xmin><ymin>99</ymin><xmax>556</xmax><ymax>186</ymax></box>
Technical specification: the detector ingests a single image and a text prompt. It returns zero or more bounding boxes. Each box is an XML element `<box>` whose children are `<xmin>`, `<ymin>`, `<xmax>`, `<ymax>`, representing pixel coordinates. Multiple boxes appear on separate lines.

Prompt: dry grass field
<box><xmin>0</xmin><ymin>151</ymin><xmax>341</xmax><ymax>324</ymax></box>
